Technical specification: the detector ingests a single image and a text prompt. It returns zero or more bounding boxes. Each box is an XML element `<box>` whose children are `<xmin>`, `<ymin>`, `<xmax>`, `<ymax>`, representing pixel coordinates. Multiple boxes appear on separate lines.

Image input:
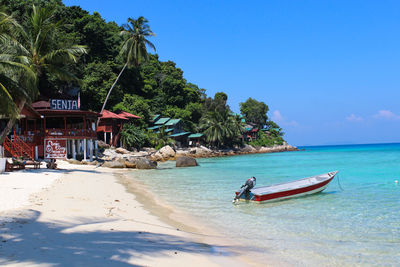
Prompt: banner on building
<box><xmin>44</xmin><ymin>139</ymin><xmax>67</xmax><ymax>159</ymax></box>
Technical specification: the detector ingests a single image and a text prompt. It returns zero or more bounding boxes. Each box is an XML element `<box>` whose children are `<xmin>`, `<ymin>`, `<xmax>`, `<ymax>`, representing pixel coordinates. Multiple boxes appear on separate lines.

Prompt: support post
<box><xmin>83</xmin><ymin>139</ymin><xmax>87</xmax><ymax>161</ymax></box>
<box><xmin>0</xmin><ymin>145</ymin><xmax>3</xmax><ymax>158</ymax></box>
<box><xmin>35</xmin><ymin>146</ymin><xmax>38</xmax><ymax>160</ymax></box>
<box><xmin>72</xmin><ymin>139</ymin><xmax>76</xmax><ymax>159</ymax></box>
<box><xmin>89</xmin><ymin>140</ymin><xmax>93</xmax><ymax>161</ymax></box>
<box><xmin>110</xmin><ymin>132</ymin><xmax>113</xmax><ymax>146</ymax></box>
<box><xmin>95</xmin><ymin>140</ymin><xmax>98</xmax><ymax>158</ymax></box>
<box><xmin>104</xmin><ymin>132</ymin><xmax>107</xmax><ymax>144</ymax></box>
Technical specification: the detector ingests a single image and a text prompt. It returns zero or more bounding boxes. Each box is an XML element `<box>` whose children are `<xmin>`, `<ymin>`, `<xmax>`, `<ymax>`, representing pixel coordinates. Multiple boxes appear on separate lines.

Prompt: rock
<box><xmin>148</xmin><ymin>151</ymin><xmax>163</xmax><ymax>161</ymax></box>
<box><xmin>176</xmin><ymin>149</ymin><xmax>189</xmax><ymax>156</ymax></box>
<box><xmin>98</xmin><ymin>140</ymin><xmax>110</xmax><ymax>149</ymax></box>
<box><xmin>241</xmin><ymin>144</ymin><xmax>256</xmax><ymax>153</ymax></box>
<box><xmin>124</xmin><ymin>158</ymin><xmax>137</xmax><ymax>168</ymax></box>
<box><xmin>199</xmin><ymin>145</ymin><xmax>212</xmax><ymax>153</ymax></box>
<box><xmin>136</xmin><ymin>157</ymin><xmax>157</xmax><ymax>169</ymax></box>
<box><xmin>159</xmin><ymin>145</ymin><xmax>176</xmax><ymax>158</ymax></box>
<box><xmin>142</xmin><ymin>147</ymin><xmax>156</xmax><ymax>153</ymax></box>
<box><xmin>116</xmin><ymin>147</ymin><xmax>129</xmax><ymax>154</ymax></box>
<box><xmin>176</xmin><ymin>156</ymin><xmax>198</xmax><ymax>167</ymax></box>
<box><xmin>102</xmin><ymin>161</ymin><xmax>125</xmax><ymax>168</ymax></box>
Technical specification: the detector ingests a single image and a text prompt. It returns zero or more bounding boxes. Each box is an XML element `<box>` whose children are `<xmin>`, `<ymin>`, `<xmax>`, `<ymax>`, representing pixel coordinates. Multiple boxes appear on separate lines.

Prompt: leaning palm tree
<box><xmin>98</xmin><ymin>16</ymin><xmax>156</xmax><ymax>122</ymax></box>
<box><xmin>0</xmin><ymin>5</ymin><xmax>87</xmax><ymax>144</ymax></box>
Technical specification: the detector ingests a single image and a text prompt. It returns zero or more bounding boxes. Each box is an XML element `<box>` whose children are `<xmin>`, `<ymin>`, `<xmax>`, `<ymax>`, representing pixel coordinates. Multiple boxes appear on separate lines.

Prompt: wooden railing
<box><xmin>45</xmin><ymin>129</ymin><xmax>97</xmax><ymax>137</ymax></box>
<box><xmin>3</xmin><ymin>135</ymin><xmax>34</xmax><ymax>160</ymax></box>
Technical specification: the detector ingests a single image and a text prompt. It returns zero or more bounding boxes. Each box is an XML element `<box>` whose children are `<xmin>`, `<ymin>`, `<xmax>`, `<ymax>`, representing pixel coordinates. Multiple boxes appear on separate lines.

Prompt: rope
<box><xmin>337</xmin><ymin>173</ymin><xmax>344</xmax><ymax>191</ymax></box>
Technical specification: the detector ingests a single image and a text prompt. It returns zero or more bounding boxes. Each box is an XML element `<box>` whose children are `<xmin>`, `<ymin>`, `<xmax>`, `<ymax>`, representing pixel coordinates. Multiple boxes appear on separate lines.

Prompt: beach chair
<box><xmin>5</xmin><ymin>159</ymin><xmax>25</xmax><ymax>171</ymax></box>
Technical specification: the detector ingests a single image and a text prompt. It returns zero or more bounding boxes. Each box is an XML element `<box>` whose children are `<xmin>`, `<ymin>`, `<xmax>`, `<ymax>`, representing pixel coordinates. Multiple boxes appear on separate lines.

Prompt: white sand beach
<box><xmin>0</xmin><ymin>161</ymin><xmax>255</xmax><ymax>267</ymax></box>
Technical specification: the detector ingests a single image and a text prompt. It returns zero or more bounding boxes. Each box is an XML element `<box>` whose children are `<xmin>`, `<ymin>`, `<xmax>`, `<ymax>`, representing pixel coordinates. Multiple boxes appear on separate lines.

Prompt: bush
<box><xmin>120</xmin><ymin>124</ymin><xmax>148</xmax><ymax>150</ymax></box>
<box><xmin>248</xmin><ymin>130</ymin><xmax>284</xmax><ymax>147</ymax></box>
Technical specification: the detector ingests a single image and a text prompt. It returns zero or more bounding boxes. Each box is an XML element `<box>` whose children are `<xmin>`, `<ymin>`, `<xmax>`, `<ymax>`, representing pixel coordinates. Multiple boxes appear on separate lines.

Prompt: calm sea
<box><xmin>130</xmin><ymin>143</ymin><xmax>400</xmax><ymax>266</ymax></box>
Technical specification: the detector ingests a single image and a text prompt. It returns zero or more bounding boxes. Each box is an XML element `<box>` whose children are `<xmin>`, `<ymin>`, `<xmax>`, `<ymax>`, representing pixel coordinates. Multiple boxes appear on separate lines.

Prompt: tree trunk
<box><xmin>97</xmin><ymin>62</ymin><xmax>128</xmax><ymax>127</ymax></box>
<box><xmin>0</xmin><ymin>98</ymin><xmax>26</xmax><ymax>145</ymax></box>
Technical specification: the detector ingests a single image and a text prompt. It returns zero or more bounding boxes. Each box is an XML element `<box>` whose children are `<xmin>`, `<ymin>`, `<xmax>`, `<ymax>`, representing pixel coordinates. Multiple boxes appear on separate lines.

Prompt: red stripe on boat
<box><xmin>253</xmin><ymin>177</ymin><xmax>334</xmax><ymax>202</ymax></box>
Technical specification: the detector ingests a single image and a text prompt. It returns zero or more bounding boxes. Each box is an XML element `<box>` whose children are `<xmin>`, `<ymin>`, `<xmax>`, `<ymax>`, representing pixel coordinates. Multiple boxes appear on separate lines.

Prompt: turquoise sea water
<box><xmin>130</xmin><ymin>143</ymin><xmax>400</xmax><ymax>266</ymax></box>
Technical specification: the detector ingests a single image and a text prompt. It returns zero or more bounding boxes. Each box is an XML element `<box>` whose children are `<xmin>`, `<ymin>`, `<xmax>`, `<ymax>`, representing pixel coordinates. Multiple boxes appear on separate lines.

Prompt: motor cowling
<box><xmin>233</xmin><ymin>177</ymin><xmax>256</xmax><ymax>202</ymax></box>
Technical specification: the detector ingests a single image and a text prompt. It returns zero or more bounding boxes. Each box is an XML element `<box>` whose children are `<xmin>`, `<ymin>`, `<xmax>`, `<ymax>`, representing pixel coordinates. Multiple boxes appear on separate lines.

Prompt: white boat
<box><xmin>234</xmin><ymin>171</ymin><xmax>338</xmax><ymax>203</ymax></box>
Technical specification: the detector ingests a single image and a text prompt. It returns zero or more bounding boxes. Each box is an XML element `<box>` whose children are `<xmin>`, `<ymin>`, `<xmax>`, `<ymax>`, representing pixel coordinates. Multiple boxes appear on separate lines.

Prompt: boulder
<box><xmin>199</xmin><ymin>145</ymin><xmax>212</xmax><ymax>153</ymax></box>
<box><xmin>102</xmin><ymin>160</ymin><xmax>125</xmax><ymax>168</ymax></box>
<box><xmin>136</xmin><ymin>157</ymin><xmax>157</xmax><ymax>169</ymax></box>
<box><xmin>97</xmin><ymin>140</ymin><xmax>110</xmax><ymax>149</ymax></box>
<box><xmin>124</xmin><ymin>158</ymin><xmax>137</xmax><ymax>168</ymax></box>
<box><xmin>116</xmin><ymin>147</ymin><xmax>129</xmax><ymax>154</ymax></box>
<box><xmin>176</xmin><ymin>156</ymin><xmax>198</xmax><ymax>167</ymax></box>
<box><xmin>141</xmin><ymin>147</ymin><xmax>156</xmax><ymax>153</ymax></box>
<box><xmin>176</xmin><ymin>149</ymin><xmax>189</xmax><ymax>156</ymax></box>
<box><xmin>159</xmin><ymin>145</ymin><xmax>176</xmax><ymax>158</ymax></box>
<box><xmin>241</xmin><ymin>144</ymin><xmax>256</xmax><ymax>153</ymax></box>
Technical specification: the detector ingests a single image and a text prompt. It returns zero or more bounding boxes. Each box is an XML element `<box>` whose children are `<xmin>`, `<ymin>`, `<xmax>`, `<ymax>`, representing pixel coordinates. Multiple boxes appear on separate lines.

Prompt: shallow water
<box><xmin>130</xmin><ymin>143</ymin><xmax>400</xmax><ymax>266</ymax></box>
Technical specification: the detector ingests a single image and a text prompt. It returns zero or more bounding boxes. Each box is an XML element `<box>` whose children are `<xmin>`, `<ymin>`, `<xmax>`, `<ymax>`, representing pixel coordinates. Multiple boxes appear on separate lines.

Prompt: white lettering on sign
<box><xmin>50</xmin><ymin>99</ymin><xmax>79</xmax><ymax>110</ymax></box>
<box><xmin>44</xmin><ymin>139</ymin><xmax>67</xmax><ymax>159</ymax></box>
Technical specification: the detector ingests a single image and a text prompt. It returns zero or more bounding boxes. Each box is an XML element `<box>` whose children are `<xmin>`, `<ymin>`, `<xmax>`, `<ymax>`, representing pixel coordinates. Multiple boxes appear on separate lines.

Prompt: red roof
<box><xmin>32</xmin><ymin>100</ymin><xmax>50</xmax><ymax>109</ymax></box>
<box><xmin>101</xmin><ymin>109</ymin><xmax>128</xmax><ymax>120</ymax></box>
<box><xmin>118</xmin><ymin>111</ymin><xmax>141</xmax><ymax>119</ymax></box>
<box><xmin>20</xmin><ymin>104</ymin><xmax>42</xmax><ymax>119</ymax></box>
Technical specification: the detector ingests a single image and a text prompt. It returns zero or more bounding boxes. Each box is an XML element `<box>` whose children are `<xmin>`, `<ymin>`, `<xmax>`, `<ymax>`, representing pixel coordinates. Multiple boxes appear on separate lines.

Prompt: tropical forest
<box><xmin>0</xmin><ymin>0</ymin><xmax>286</xmax><ymax>149</ymax></box>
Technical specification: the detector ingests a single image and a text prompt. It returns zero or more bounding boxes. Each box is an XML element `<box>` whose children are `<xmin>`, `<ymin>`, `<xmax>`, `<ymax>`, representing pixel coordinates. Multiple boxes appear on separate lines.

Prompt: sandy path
<box><xmin>0</xmin><ymin>162</ymin><xmax>248</xmax><ymax>266</ymax></box>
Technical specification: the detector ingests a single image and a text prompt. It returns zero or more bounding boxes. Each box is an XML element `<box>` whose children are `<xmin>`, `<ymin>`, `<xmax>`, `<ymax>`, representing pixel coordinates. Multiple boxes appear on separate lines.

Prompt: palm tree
<box><xmin>0</xmin><ymin>9</ymin><xmax>35</xmax><ymax>114</ymax></box>
<box><xmin>0</xmin><ymin>9</ymin><xmax>37</xmax><ymax>143</ymax></box>
<box><xmin>0</xmin><ymin>5</ymin><xmax>87</xmax><ymax>143</ymax></box>
<box><xmin>199</xmin><ymin>109</ymin><xmax>243</xmax><ymax>148</ymax></box>
<box><xmin>98</xmin><ymin>16</ymin><xmax>156</xmax><ymax>122</ymax></box>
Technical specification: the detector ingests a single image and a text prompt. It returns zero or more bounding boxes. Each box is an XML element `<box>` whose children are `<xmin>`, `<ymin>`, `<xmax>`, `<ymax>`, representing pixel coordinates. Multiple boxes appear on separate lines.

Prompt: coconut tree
<box><xmin>0</xmin><ymin>9</ymin><xmax>37</xmax><ymax>143</ymax></box>
<box><xmin>0</xmin><ymin>5</ymin><xmax>87</xmax><ymax>143</ymax></box>
<box><xmin>98</xmin><ymin>16</ymin><xmax>156</xmax><ymax>122</ymax></box>
<box><xmin>200</xmin><ymin>109</ymin><xmax>243</xmax><ymax>148</ymax></box>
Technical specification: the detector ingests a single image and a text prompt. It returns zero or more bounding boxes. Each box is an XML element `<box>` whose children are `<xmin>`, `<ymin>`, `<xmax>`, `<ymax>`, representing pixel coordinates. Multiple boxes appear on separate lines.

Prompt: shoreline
<box><xmin>0</xmin><ymin>161</ymin><xmax>256</xmax><ymax>266</ymax></box>
<box><xmin>116</xmin><ymin>171</ymin><xmax>268</xmax><ymax>266</ymax></box>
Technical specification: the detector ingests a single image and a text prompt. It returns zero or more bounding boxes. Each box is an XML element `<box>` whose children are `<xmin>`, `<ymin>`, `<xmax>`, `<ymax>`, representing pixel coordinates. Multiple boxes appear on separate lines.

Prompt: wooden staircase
<box><xmin>3</xmin><ymin>133</ymin><xmax>34</xmax><ymax>160</ymax></box>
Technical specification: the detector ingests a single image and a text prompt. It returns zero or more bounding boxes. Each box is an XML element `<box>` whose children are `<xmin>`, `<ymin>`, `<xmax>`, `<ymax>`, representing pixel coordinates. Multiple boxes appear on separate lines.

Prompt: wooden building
<box><xmin>2</xmin><ymin>99</ymin><xmax>100</xmax><ymax>161</ymax></box>
<box><xmin>97</xmin><ymin>109</ymin><xmax>141</xmax><ymax>147</ymax></box>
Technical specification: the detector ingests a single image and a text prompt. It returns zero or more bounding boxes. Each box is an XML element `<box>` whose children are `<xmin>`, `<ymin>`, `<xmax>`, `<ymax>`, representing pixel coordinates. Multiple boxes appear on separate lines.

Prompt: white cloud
<box><xmin>271</xmin><ymin>110</ymin><xmax>284</xmax><ymax>121</ymax></box>
<box><xmin>346</xmin><ymin>114</ymin><xmax>363</xmax><ymax>122</ymax></box>
<box><xmin>271</xmin><ymin>110</ymin><xmax>298</xmax><ymax>127</ymax></box>
<box><xmin>373</xmin><ymin>110</ymin><xmax>400</xmax><ymax>120</ymax></box>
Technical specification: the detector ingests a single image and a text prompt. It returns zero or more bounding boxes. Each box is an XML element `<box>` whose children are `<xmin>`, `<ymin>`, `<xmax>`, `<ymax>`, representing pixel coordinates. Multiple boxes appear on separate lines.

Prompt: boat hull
<box><xmin>235</xmin><ymin>172</ymin><xmax>337</xmax><ymax>203</ymax></box>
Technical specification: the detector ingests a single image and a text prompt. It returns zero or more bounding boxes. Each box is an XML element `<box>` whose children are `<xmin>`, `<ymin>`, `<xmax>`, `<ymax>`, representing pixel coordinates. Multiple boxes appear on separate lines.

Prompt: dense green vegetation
<box><xmin>0</xmin><ymin>0</ymin><xmax>287</xmax><ymax>148</ymax></box>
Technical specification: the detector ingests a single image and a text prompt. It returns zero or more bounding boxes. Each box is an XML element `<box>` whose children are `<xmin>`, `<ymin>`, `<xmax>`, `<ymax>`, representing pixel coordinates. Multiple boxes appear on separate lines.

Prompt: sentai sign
<box><xmin>44</xmin><ymin>139</ymin><xmax>67</xmax><ymax>159</ymax></box>
<box><xmin>50</xmin><ymin>99</ymin><xmax>79</xmax><ymax>110</ymax></box>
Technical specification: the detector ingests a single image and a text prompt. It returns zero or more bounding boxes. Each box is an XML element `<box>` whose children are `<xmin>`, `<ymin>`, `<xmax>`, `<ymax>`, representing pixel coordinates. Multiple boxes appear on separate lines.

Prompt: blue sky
<box><xmin>63</xmin><ymin>0</ymin><xmax>400</xmax><ymax>146</ymax></box>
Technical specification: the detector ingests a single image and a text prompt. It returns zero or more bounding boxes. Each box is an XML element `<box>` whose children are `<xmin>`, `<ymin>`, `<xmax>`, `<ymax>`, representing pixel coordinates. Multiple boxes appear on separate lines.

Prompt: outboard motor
<box><xmin>233</xmin><ymin>177</ymin><xmax>256</xmax><ymax>203</ymax></box>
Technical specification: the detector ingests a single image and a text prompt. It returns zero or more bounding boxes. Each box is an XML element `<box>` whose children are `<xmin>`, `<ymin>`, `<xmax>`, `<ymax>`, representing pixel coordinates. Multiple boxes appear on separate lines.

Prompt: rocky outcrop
<box><xmin>116</xmin><ymin>147</ymin><xmax>130</xmax><ymax>154</ymax></box>
<box><xmin>240</xmin><ymin>144</ymin><xmax>257</xmax><ymax>153</ymax></box>
<box><xmin>66</xmin><ymin>143</ymin><xmax>298</xmax><ymax>169</ymax></box>
<box><xmin>123</xmin><ymin>158</ymin><xmax>137</xmax><ymax>168</ymax></box>
<box><xmin>159</xmin><ymin>145</ymin><xmax>176</xmax><ymax>158</ymax></box>
<box><xmin>102</xmin><ymin>160</ymin><xmax>125</xmax><ymax>168</ymax></box>
<box><xmin>176</xmin><ymin>156</ymin><xmax>198</xmax><ymax>167</ymax></box>
<box><xmin>136</xmin><ymin>157</ymin><xmax>157</xmax><ymax>169</ymax></box>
